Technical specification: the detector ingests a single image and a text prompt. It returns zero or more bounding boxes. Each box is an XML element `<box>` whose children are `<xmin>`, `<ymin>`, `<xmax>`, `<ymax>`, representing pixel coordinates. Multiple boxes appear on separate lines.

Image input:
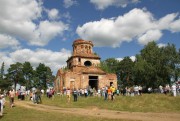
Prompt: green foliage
<box><xmin>118</xmin><ymin>57</ymin><xmax>134</xmax><ymax>87</ymax></box>
<box><xmin>0</xmin><ymin>62</ymin><xmax>5</xmax><ymax>80</ymax></box>
<box><xmin>100</xmin><ymin>58</ymin><xmax>119</xmax><ymax>73</ymax></box>
<box><xmin>22</xmin><ymin>62</ymin><xmax>33</xmax><ymax>90</ymax></box>
<box><xmin>0</xmin><ymin>62</ymin><xmax>11</xmax><ymax>90</ymax></box>
<box><xmin>7</xmin><ymin>62</ymin><xmax>24</xmax><ymax>90</ymax></box>
<box><xmin>4</xmin><ymin>62</ymin><xmax>54</xmax><ymax>90</ymax></box>
<box><xmin>35</xmin><ymin>63</ymin><xmax>54</xmax><ymax>89</ymax></box>
<box><xmin>100</xmin><ymin>41</ymin><xmax>180</xmax><ymax>89</ymax></box>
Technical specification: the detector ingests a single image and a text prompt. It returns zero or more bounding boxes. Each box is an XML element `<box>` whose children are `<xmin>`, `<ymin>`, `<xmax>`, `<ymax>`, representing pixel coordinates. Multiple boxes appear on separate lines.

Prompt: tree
<box><xmin>7</xmin><ymin>62</ymin><xmax>24</xmax><ymax>90</ymax></box>
<box><xmin>35</xmin><ymin>63</ymin><xmax>54</xmax><ymax>89</ymax></box>
<box><xmin>117</xmin><ymin>57</ymin><xmax>134</xmax><ymax>87</ymax></box>
<box><xmin>160</xmin><ymin>44</ymin><xmax>180</xmax><ymax>84</ymax></box>
<box><xmin>0</xmin><ymin>62</ymin><xmax>5</xmax><ymax>80</ymax></box>
<box><xmin>136</xmin><ymin>42</ymin><xmax>162</xmax><ymax>88</ymax></box>
<box><xmin>0</xmin><ymin>62</ymin><xmax>11</xmax><ymax>90</ymax></box>
<box><xmin>22</xmin><ymin>62</ymin><xmax>33</xmax><ymax>90</ymax></box>
<box><xmin>134</xmin><ymin>42</ymin><xmax>180</xmax><ymax>89</ymax></box>
<box><xmin>100</xmin><ymin>58</ymin><xmax>119</xmax><ymax>73</ymax></box>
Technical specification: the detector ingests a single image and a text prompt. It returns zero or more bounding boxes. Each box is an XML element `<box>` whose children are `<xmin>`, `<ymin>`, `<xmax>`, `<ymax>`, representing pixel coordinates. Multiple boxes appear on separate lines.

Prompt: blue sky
<box><xmin>0</xmin><ymin>0</ymin><xmax>180</xmax><ymax>74</ymax></box>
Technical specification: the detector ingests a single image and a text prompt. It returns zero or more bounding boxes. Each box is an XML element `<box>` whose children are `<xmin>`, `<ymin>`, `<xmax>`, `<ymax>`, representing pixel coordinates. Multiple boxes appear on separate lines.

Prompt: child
<box><xmin>0</xmin><ymin>95</ymin><xmax>6</xmax><ymax>116</ymax></box>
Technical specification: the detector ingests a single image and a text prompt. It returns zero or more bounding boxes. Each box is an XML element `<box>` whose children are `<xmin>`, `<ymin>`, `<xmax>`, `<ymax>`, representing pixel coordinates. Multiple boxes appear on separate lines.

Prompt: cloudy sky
<box><xmin>0</xmin><ymin>0</ymin><xmax>180</xmax><ymax>74</ymax></box>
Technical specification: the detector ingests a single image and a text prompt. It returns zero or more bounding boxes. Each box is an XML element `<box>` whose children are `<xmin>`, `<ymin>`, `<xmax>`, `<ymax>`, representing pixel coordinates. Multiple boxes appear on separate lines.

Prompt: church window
<box><xmin>84</xmin><ymin>61</ymin><xmax>92</xmax><ymax>67</ymax></box>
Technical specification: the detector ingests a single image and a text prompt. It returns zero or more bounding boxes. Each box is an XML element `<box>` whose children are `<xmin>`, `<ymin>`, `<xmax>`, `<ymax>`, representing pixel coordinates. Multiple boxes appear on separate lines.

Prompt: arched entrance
<box><xmin>89</xmin><ymin>76</ymin><xmax>98</xmax><ymax>90</ymax></box>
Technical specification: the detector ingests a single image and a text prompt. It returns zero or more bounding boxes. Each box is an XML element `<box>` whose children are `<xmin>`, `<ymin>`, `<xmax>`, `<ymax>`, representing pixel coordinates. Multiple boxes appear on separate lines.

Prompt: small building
<box><xmin>54</xmin><ymin>39</ymin><xmax>117</xmax><ymax>91</ymax></box>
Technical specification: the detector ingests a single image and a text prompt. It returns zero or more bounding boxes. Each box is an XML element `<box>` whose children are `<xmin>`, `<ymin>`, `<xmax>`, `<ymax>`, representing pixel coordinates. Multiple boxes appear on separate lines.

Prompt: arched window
<box><xmin>84</xmin><ymin>61</ymin><xmax>92</xmax><ymax>67</ymax></box>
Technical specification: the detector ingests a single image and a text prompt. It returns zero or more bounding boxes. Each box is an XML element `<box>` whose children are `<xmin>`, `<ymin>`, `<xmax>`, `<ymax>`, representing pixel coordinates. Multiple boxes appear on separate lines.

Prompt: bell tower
<box><xmin>66</xmin><ymin>39</ymin><xmax>101</xmax><ymax>71</ymax></box>
<box><xmin>73</xmin><ymin>39</ymin><xmax>93</xmax><ymax>55</ymax></box>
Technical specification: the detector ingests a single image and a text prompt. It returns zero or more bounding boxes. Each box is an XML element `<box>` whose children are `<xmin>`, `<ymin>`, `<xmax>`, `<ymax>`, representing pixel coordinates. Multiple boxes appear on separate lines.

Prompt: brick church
<box><xmin>54</xmin><ymin>39</ymin><xmax>117</xmax><ymax>91</ymax></box>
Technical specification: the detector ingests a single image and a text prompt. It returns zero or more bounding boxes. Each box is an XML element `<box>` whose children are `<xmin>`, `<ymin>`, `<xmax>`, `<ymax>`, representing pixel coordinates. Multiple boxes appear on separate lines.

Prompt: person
<box><xmin>84</xmin><ymin>88</ymin><xmax>88</xmax><ymax>97</ymax></box>
<box><xmin>139</xmin><ymin>86</ymin><xmax>142</xmax><ymax>96</ymax></box>
<box><xmin>36</xmin><ymin>89</ymin><xmax>42</xmax><ymax>104</ymax></box>
<box><xmin>110</xmin><ymin>85</ymin><xmax>115</xmax><ymax>100</ymax></box>
<box><xmin>0</xmin><ymin>95</ymin><xmax>6</xmax><ymax>116</ymax></box>
<box><xmin>66</xmin><ymin>88</ymin><xmax>71</xmax><ymax>103</ymax></box>
<box><xmin>171</xmin><ymin>84</ymin><xmax>177</xmax><ymax>97</ymax></box>
<box><xmin>104</xmin><ymin>86</ymin><xmax>108</xmax><ymax>100</ymax></box>
<box><xmin>116</xmin><ymin>88</ymin><xmax>120</xmax><ymax>96</ymax></box>
<box><xmin>9</xmin><ymin>89</ymin><xmax>15</xmax><ymax>108</ymax></box>
<box><xmin>107</xmin><ymin>86</ymin><xmax>111</xmax><ymax>100</ymax></box>
<box><xmin>73</xmin><ymin>88</ymin><xmax>78</xmax><ymax>102</ymax></box>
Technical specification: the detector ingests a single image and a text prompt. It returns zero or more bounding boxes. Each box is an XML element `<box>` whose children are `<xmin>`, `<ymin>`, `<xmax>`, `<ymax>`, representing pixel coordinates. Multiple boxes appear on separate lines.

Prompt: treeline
<box><xmin>0</xmin><ymin>62</ymin><xmax>55</xmax><ymax>91</ymax></box>
<box><xmin>100</xmin><ymin>42</ymin><xmax>180</xmax><ymax>89</ymax></box>
<box><xmin>0</xmin><ymin>42</ymin><xmax>180</xmax><ymax>91</ymax></box>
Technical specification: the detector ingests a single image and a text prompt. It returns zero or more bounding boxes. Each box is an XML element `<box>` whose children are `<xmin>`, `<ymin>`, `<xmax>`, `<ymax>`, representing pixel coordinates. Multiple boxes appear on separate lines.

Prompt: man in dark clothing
<box><xmin>73</xmin><ymin>88</ymin><xmax>78</xmax><ymax>102</ymax></box>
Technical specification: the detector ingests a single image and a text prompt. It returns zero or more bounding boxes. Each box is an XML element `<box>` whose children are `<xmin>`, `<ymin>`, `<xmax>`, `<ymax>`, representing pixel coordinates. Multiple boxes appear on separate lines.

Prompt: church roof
<box><xmin>81</xmin><ymin>66</ymin><xmax>106</xmax><ymax>74</ymax></box>
<box><xmin>73</xmin><ymin>39</ymin><xmax>93</xmax><ymax>46</ymax></box>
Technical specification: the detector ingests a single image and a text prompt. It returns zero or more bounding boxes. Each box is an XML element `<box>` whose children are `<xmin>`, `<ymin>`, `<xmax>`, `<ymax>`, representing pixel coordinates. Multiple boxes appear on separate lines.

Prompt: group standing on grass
<box><xmin>0</xmin><ymin>83</ymin><xmax>179</xmax><ymax>116</ymax></box>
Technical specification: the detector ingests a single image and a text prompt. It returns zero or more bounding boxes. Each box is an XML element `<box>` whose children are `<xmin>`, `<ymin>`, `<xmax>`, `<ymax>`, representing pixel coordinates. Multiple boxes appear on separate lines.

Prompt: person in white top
<box><xmin>0</xmin><ymin>95</ymin><xmax>6</xmax><ymax>116</ymax></box>
<box><xmin>171</xmin><ymin>84</ymin><xmax>177</xmax><ymax>97</ymax></box>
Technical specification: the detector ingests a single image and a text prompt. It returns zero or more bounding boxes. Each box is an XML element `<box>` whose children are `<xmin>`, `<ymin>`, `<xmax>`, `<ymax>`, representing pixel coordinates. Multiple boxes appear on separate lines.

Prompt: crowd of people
<box><xmin>0</xmin><ymin>83</ymin><xmax>180</xmax><ymax>117</ymax></box>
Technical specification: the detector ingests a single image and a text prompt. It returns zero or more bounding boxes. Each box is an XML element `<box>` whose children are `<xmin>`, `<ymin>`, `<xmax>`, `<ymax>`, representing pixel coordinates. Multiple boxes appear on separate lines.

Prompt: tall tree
<box><xmin>161</xmin><ymin>44</ymin><xmax>180</xmax><ymax>83</ymax></box>
<box><xmin>0</xmin><ymin>62</ymin><xmax>11</xmax><ymax>90</ymax></box>
<box><xmin>7</xmin><ymin>62</ymin><xmax>24</xmax><ymax>90</ymax></box>
<box><xmin>117</xmin><ymin>57</ymin><xmax>134</xmax><ymax>87</ymax></box>
<box><xmin>35</xmin><ymin>63</ymin><xmax>54</xmax><ymax>89</ymax></box>
<box><xmin>137</xmin><ymin>42</ymin><xmax>161</xmax><ymax>88</ymax></box>
<box><xmin>0</xmin><ymin>62</ymin><xmax>5</xmax><ymax>80</ymax></box>
<box><xmin>22</xmin><ymin>62</ymin><xmax>33</xmax><ymax>90</ymax></box>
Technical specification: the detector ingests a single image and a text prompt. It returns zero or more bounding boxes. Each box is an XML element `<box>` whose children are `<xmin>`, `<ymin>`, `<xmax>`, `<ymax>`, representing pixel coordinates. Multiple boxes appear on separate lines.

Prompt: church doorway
<box><xmin>89</xmin><ymin>76</ymin><xmax>98</xmax><ymax>90</ymax></box>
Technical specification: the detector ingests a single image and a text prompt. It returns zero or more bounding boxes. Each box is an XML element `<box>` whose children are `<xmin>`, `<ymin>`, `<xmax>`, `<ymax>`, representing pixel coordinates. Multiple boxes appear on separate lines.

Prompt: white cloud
<box><xmin>130</xmin><ymin>56</ymin><xmax>136</xmax><ymax>62</ymax></box>
<box><xmin>63</xmin><ymin>0</ymin><xmax>77</xmax><ymax>8</ymax></box>
<box><xmin>0</xmin><ymin>34</ymin><xmax>20</xmax><ymax>49</ymax></box>
<box><xmin>47</xmin><ymin>8</ymin><xmax>59</xmax><ymax>20</ymax></box>
<box><xmin>0</xmin><ymin>48</ymin><xmax>71</xmax><ymax>74</ymax></box>
<box><xmin>0</xmin><ymin>0</ymin><xmax>68</xmax><ymax>47</ymax></box>
<box><xmin>90</xmin><ymin>0</ymin><xmax>140</xmax><ymax>10</ymax></box>
<box><xmin>170</xmin><ymin>19</ymin><xmax>180</xmax><ymax>32</ymax></box>
<box><xmin>30</xmin><ymin>20</ymin><xmax>68</xmax><ymax>46</ymax></box>
<box><xmin>116</xmin><ymin>58</ymin><xmax>123</xmax><ymax>61</ymax></box>
<box><xmin>76</xmin><ymin>8</ymin><xmax>180</xmax><ymax>47</ymax></box>
<box><xmin>138</xmin><ymin>29</ymin><xmax>163</xmax><ymax>45</ymax></box>
<box><xmin>116</xmin><ymin>56</ymin><xmax>136</xmax><ymax>62</ymax></box>
<box><xmin>157</xmin><ymin>13</ymin><xmax>178</xmax><ymax>30</ymax></box>
<box><xmin>158</xmin><ymin>43</ymin><xmax>167</xmax><ymax>48</ymax></box>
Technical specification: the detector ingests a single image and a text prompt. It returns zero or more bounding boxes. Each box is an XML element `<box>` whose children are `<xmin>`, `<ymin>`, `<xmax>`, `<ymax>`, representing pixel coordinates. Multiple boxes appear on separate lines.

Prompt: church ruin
<box><xmin>54</xmin><ymin>39</ymin><xmax>117</xmax><ymax>91</ymax></box>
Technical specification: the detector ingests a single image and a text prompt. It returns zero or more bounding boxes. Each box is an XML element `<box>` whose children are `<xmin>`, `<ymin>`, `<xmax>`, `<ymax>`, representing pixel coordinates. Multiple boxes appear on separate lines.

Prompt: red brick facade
<box><xmin>54</xmin><ymin>39</ymin><xmax>117</xmax><ymax>91</ymax></box>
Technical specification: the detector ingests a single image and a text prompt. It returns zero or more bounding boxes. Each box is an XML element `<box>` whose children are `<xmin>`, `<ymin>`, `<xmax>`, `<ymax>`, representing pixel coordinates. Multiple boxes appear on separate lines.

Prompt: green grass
<box><xmin>42</xmin><ymin>94</ymin><xmax>180</xmax><ymax>113</ymax></box>
<box><xmin>1</xmin><ymin>94</ymin><xmax>179</xmax><ymax>121</ymax></box>
<box><xmin>1</xmin><ymin>103</ymin><xmax>125</xmax><ymax>121</ymax></box>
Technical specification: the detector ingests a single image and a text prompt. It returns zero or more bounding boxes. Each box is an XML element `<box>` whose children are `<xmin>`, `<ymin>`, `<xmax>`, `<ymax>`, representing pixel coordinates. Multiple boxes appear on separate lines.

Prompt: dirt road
<box><xmin>15</xmin><ymin>101</ymin><xmax>180</xmax><ymax>121</ymax></box>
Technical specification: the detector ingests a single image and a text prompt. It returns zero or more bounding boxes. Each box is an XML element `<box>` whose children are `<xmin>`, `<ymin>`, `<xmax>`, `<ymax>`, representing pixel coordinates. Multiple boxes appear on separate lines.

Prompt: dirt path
<box><xmin>15</xmin><ymin>101</ymin><xmax>180</xmax><ymax>121</ymax></box>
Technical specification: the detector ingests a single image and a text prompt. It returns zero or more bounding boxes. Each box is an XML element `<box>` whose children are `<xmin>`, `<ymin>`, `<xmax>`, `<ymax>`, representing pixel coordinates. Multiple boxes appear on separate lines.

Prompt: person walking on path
<box><xmin>9</xmin><ymin>89</ymin><xmax>15</xmax><ymax>108</ymax></box>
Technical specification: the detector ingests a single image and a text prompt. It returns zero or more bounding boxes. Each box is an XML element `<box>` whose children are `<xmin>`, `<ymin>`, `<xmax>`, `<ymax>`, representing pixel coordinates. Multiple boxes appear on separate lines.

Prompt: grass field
<box><xmin>1</xmin><ymin>93</ymin><xmax>180</xmax><ymax>121</ymax></box>
<box><xmin>42</xmin><ymin>93</ymin><xmax>180</xmax><ymax>113</ymax></box>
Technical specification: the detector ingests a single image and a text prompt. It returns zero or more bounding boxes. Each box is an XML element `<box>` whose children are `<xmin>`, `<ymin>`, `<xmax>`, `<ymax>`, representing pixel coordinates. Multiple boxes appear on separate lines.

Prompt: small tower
<box><xmin>67</xmin><ymin>39</ymin><xmax>100</xmax><ymax>72</ymax></box>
